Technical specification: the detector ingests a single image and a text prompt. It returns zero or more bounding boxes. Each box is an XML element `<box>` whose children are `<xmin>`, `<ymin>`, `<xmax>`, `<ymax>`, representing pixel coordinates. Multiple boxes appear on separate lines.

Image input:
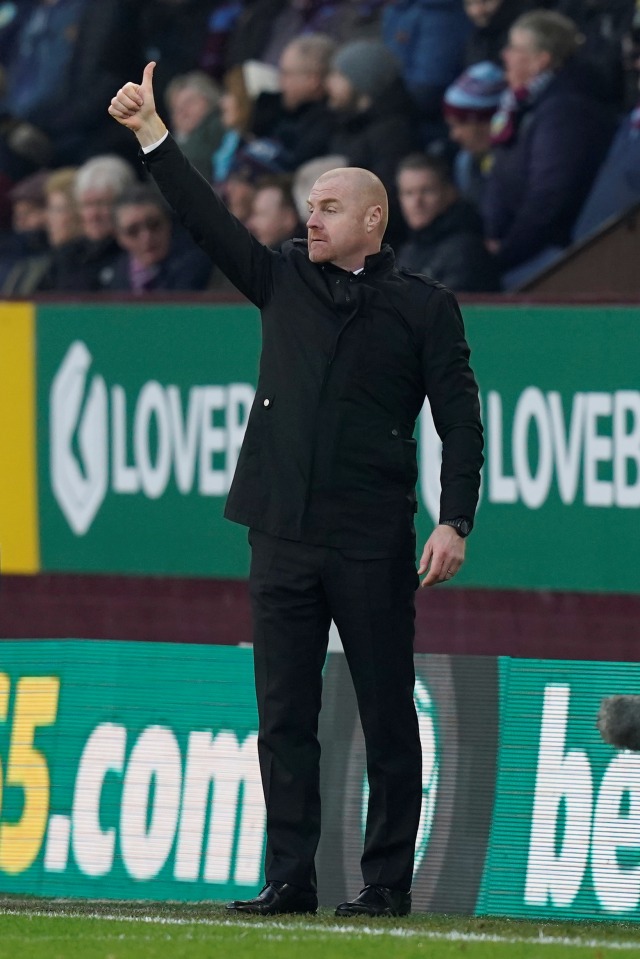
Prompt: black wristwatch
<box><xmin>440</xmin><ymin>518</ymin><xmax>472</xmax><ymax>538</ymax></box>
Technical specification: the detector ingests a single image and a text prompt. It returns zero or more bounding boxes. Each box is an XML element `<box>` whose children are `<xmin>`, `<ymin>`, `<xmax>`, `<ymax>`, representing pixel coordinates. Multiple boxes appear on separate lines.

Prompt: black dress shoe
<box><xmin>335</xmin><ymin>884</ymin><xmax>411</xmax><ymax>917</ymax></box>
<box><xmin>226</xmin><ymin>882</ymin><xmax>318</xmax><ymax>916</ymax></box>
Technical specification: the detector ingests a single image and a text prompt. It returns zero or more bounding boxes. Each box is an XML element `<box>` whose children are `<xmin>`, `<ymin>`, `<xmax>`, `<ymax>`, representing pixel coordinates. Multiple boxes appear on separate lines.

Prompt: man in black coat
<box><xmin>109</xmin><ymin>63</ymin><xmax>484</xmax><ymax>919</ymax></box>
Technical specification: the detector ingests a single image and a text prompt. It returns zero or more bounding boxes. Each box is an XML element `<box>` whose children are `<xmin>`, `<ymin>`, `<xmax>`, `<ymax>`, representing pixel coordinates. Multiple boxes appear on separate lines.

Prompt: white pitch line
<box><xmin>2</xmin><ymin>909</ymin><xmax>640</xmax><ymax>951</ymax></box>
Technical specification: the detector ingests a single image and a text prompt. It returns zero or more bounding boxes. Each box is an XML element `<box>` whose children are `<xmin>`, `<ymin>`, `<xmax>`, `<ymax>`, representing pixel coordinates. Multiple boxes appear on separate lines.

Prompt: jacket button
<box><xmin>391</xmin><ymin>429</ymin><xmax>398</xmax><ymax>436</ymax></box>
<box><xmin>263</xmin><ymin>398</ymin><xmax>271</xmax><ymax>408</ymax></box>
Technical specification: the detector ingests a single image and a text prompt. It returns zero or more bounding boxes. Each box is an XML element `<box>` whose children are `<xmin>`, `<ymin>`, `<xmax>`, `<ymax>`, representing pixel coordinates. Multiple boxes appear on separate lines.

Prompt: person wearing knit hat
<box><xmin>443</xmin><ymin>61</ymin><xmax>506</xmax><ymax>208</ymax></box>
<box><xmin>326</xmin><ymin>39</ymin><xmax>420</xmax><ymax>245</ymax></box>
<box><xmin>444</xmin><ymin>60</ymin><xmax>506</xmax><ymax>121</ymax></box>
<box><xmin>329</xmin><ymin>39</ymin><xmax>401</xmax><ymax>107</ymax></box>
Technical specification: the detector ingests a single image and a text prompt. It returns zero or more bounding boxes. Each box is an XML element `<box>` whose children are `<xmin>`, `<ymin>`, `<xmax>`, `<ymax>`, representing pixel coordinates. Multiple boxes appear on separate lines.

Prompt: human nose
<box><xmin>306</xmin><ymin>209</ymin><xmax>320</xmax><ymax>229</ymax></box>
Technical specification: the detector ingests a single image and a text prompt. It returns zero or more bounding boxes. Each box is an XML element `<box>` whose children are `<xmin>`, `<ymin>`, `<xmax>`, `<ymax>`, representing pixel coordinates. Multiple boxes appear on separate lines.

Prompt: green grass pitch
<box><xmin>3</xmin><ymin>899</ymin><xmax>640</xmax><ymax>959</ymax></box>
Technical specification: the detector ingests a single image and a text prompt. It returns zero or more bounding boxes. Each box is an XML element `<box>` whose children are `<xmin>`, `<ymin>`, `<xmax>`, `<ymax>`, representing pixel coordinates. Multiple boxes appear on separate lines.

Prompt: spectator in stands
<box><xmin>464</xmin><ymin>0</ymin><xmax>536</xmax><ymax>66</ymax></box>
<box><xmin>222</xmin><ymin>111</ymin><xmax>299</xmax><ymax>223</ymax></box>
<box><xmin>222</xmin><ymin>168</ymin><xmax>258</xmax><ymax>227</ymax></box>
<box><xmin>0</xmin><ymin>40</ymin><xmax>53</xmax><ymax>229</ymax></box>
<box><xmin>0</xmin><ymin>169</ymin><xmax>49</xmax><ymax>287</ymax></box>
<box><xmin>44</xmin><ymin>166</ymin><xmax>82</xmax><ymax>247</ymax></box>
<box><xmin>249</xmin><ymin>34</ymin><xmax>337</xmax><ymax>172</ymax></box>
<box><xmin>0</xmin><ymin>1</ymin><xmax>34</xmax><ymax>65</ymax></box>
<box><xmin>140</xmin><ymin>0</ymin><xmax>214</xmax><ymax>105</ymax></box>
<box><xmin>166</xmin><ymin>71</ymin><xmax>224</xmax><ymax>180</ymax></box>
<box><xmin>570</xmin><ymin>42</ymin><xmax>640</xmax><ymax>242</ymax></box>
<box><xmin>2</xmin><ymin>166</ymin><xmax>82</xmax><ymax>295</ymax></box>
<box><xmin>42</xmin><ymin>153</ymin><xmax>137</xmax><ymax>291</ymax></box>
<box><xmin>443</xmin><ymin>61</ymin><xmax>506</xmax><ymax>209</ymax></box>
<box><xmin>0</xmin><ymin>0</ymin><xmax>143</xmax><ymax>166</ymax></box>
<box><xmin>7</xmin><ymin>170</ymin><xmax>48</xmax><ymax>237</ymax></box>
<box><xmin>484</xmin><ymin>9</ymin><xmax>616</xmax><ymax>285</ymax></box>
<box><xmin>383</xmin><ymin>0</ymin><xmax>472</xmax><ymax>143</ymax></box>
<box><xmin>553</xmin><ymin>0</ymin><xmax>635</xmax><ymax>107</ymax></box>
<box><xmin>224</xmin><ymin>0</ymin><xmax>384</xmax><ymax>71</ymax></box>
<box><xmin>326</xmin><ymin>38</ymin><xmax>420</xmax><ymax>243</ymax></box>
<box><xmin>248</xmin><ymin>175</ymin><xmax>303</xmax><ymax>249</ymax></box>
<box><xmin>219</xmin><ymin>0</ymin><xmax>287</xmax><ymax>71</ymax></box>
<box><xmin>107</xmin><ymin>184</ymin><xmax>212</xmax><ymax>292</ymax></box>
<box><xmin>396</xmin><ymin>152</ymin><xmax>501</xmax><ymax>292</ymax></box>
<box><xmin>212</xmin><ymin>69</ymin><xmax>255</xmax><ymax>183</ymax></box>
<box><xmin>0</xmin><ymin>114</ymin><xmax>53</xmax><ymax>201</ymax></box>
<box><xmin>198</xmin><ymin>1</ymin><xmax>245</xmax><ymax>81</ymax></box>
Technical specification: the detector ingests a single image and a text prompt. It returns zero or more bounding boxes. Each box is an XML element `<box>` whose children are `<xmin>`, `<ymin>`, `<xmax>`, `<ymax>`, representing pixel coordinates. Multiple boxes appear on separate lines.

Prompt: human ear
<box><xmin>366</xmin><ymin>204</ymin><xmax>382</xmax><ymax>232</ymax></box>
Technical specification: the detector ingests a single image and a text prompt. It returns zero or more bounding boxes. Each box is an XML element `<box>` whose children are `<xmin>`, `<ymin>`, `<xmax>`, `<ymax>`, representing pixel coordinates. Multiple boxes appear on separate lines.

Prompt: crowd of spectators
<box><xmin>0</xmin><ymin>0</ymin><xmax>638</xmax><ymax>296</ymax></box>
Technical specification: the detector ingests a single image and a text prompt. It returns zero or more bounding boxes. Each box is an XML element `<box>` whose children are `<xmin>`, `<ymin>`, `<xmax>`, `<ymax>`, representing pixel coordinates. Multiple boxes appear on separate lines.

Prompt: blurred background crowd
<box><xmin>0</xmin><ymin>0</ymin><xmax>638</xmax><ymax>296</ymax></box>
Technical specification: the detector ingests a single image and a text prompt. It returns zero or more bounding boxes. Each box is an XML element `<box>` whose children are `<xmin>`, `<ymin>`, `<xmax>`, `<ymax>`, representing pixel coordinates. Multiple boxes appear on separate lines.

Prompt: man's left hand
<box><xmin>418</xmin><ymin>524</ymin><xmax>466</xmax><ymax>587</ymax></box>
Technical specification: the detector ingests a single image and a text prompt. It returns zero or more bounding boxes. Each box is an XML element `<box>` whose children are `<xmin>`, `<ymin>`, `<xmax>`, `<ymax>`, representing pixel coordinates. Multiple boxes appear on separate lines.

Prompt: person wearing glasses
<box><xmin>108</xmin><ymin>183</ymin><xmax>213</xmax><ymax>293</ymax></box>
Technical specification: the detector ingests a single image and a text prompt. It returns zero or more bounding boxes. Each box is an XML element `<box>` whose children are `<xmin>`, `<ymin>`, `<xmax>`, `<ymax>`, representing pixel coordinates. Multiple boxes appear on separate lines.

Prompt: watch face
<box><xmin>459</xmin><ymin>520</ymin><xmax>471</xmax><ymax>537</ymax></box>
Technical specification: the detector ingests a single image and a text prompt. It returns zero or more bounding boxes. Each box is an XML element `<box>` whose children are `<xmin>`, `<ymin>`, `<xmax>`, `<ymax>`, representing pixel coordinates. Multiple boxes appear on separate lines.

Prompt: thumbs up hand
<box><xmin>108</xmin><ymin>62</ymin><xmax>167</xmax><ymax>147</ymax></box>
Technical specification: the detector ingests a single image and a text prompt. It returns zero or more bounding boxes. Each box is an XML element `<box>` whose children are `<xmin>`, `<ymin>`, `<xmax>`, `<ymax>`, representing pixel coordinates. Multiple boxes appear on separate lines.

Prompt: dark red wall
<box><xmin>2</xmin><ymin>574</ymin><xmax>638</xmax><ymax>661</ymax></box>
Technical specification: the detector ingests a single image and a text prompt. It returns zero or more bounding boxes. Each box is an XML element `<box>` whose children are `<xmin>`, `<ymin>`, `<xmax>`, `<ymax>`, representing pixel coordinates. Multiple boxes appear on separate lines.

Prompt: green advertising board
<box><xmin>36</xmin><ymin>303</ymin><xmax>640</xmax><ymax>591</ymax></box>
<box><xmin>0</xmin><ymin>641</ymin><xmax>263</xmax><ymax>901</ymax></box>
<box><xmin>0</xmin><ymin>641</ymin><xmax>637</xmax><ymax>920</ymax></box>
<box><xmin>37</xmin><ymin>303</ymin><xmax>260</xmax><ymax>578</ymax></box>
<box><xmin>478</xmin><ymin>658</ymin><xmax>640</xmax><ymax>921</ymax></box>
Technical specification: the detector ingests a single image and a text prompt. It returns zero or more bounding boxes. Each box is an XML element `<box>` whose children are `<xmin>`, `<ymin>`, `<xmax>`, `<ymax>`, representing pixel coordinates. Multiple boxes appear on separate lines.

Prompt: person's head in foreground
<box><xmin>306</xmin><ymin>166</ymin><xmax>388</xmax><ymax>272</ymax></box>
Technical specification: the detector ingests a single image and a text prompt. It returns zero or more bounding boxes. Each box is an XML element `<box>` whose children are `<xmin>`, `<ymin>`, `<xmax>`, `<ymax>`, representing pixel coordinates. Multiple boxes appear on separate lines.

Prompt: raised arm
<box><xmin>108</xmin><ymin>62</ymin><xmax>276</xmax><ymax>306</ymax></box>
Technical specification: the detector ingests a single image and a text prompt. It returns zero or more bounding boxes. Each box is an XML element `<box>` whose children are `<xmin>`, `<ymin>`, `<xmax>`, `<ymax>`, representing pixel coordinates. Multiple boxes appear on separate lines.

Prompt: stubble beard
<box><xmin>308</xmin><ymin>239</ymin><xmax>332</xmax><ymax>263</ymax></box>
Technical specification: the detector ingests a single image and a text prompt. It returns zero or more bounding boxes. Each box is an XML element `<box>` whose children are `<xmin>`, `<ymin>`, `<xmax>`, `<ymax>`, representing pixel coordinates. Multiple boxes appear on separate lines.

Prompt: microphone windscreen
<box><xmin>597</xmin><ymin>695</ymin><xmax>640</xmax><ymax>751</ymax></box>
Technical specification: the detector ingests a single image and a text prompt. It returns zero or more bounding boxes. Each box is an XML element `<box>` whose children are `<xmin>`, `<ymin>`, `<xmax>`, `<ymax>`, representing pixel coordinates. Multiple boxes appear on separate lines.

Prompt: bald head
<box><xmin>306</xmin><ymin>166</ymin><xmax>388</xmax><ymax>271</ymax></box>
<box><xmin>314</xmin><ymin>167</ymin><xmax>388</xmax><ymax>235</ymax></box>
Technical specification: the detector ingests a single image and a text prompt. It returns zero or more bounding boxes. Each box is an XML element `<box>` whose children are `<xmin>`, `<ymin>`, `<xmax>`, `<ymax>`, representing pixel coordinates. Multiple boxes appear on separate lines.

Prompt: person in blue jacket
<box><xmin>383</xmin><ymin>0</ymin><xmax>471</xmax><ymax>142</ymax></box>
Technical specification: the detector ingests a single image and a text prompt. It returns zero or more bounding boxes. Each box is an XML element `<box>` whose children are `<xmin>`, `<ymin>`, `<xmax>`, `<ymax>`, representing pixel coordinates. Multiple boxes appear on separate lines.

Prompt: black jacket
<box><xmin>39</xmin><ymin>236</ymin><xmax>121</xmax><ymax>292</ymax></box>
<box><xmin>251</xmin><ymin>93</ymin><xmax>337</xmax><ymax>172</ymax></box>
<box><xmin>465</xmin><ymin>0</ymin><xmax>537</xmax><ymax>66</ymax></box>
<box><xmin>396</xmin><ymin>199</ymin><xmax>501</xmax><ymax>293</ymax></box>
<box><xmin>106</xmin><ymin>228</ymin><xmax>213</xmax><ymax>292</ymax></box>
<box><xmin>145</xmin><ymin>136</ymin><xmax>483</xmax><ymax>553</ymax></box>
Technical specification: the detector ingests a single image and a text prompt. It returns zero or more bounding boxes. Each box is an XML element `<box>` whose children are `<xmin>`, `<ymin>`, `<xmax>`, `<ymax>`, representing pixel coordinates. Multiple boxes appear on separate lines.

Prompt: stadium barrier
<box><xmin>0</xmin><ymin>299</ymin><xmax>638</xmax><ymax>593</ymax></box>
<box><xmin>1</xmin><ymin>298</ymin><xmax>639</xmax><ymax>917</ymax></box>
<box><xmin>0</xmin><ymin>640</ymin><xmax>637</xmax><ymax>920</ymax></box>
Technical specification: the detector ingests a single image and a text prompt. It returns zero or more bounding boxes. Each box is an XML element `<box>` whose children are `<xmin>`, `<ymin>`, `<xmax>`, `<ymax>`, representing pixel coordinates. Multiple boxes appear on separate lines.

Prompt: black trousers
<box><xmin>248</xmin><ymin>530</ymin><xmax>422</xmax><ymax>893</ymax></box>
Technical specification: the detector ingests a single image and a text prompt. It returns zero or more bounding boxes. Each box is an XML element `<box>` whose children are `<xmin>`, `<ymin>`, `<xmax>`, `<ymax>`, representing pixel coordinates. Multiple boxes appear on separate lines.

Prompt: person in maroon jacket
<box><xmin>109</xmin><ymin>62</ymin><xmax>484</xmax><ymax>920</ymax></box>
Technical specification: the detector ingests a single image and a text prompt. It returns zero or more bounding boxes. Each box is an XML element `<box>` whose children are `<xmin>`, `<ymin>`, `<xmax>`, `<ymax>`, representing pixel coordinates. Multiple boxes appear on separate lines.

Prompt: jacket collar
<box><xmin>288</xmin><ymin>237</ymin><xmax>395</xmax><ymax>276</ymax></box>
